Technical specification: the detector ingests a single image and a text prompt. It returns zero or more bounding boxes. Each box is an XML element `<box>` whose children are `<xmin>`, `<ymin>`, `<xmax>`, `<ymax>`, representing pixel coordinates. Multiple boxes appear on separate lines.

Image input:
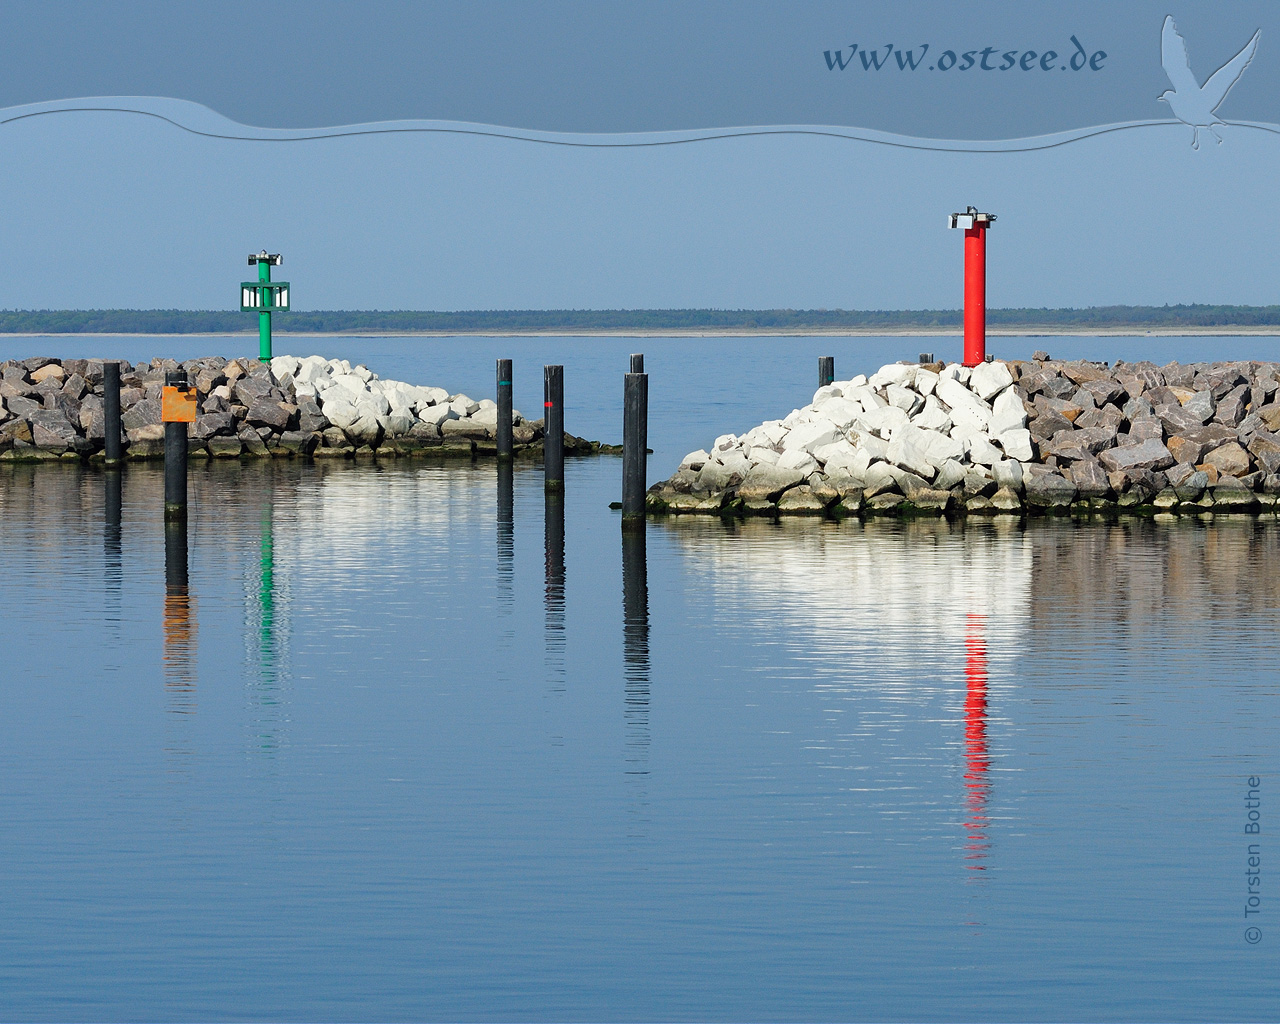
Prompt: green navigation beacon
<box><xmin>241</xmin><ymin>251</ymin><xmax>289</xmax><ymax>360</ymax></box>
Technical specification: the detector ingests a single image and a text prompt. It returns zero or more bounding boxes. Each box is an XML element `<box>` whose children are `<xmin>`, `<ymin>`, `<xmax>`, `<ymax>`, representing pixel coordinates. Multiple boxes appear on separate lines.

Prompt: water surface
<box><xmin>0</xmin><ymin>335</ymin><xmax>1275</xmax><ymax>1021</ymax></box>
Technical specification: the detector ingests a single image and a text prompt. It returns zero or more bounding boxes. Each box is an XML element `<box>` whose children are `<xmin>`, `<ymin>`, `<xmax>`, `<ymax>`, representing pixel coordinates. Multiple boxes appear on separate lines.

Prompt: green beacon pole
<box><xmin>259</xmin><ymin>258</ymin><xmax>272</xmax><ymax>361</ymax></box>
<box><xmin>242</xmin><ymin>251</ymin><xmax>288</xmax><ymax>363</ymax></box>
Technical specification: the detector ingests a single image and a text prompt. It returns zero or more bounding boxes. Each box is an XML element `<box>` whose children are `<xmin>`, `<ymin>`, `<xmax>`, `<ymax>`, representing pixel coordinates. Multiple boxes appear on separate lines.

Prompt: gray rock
<box><xmin>1074</xmin><ymin>405</ymin><xmax>1124</xmax><ymax>433</ymax></box>
<box><xmin>1122</xmin><ymin>395</ymin><xmax>1156</xmax><ymax>420</ymax></box>
<box><xmin>962</xmin><ymin>468</ymin><xmax>997</xmax><ymax>497</ymax></box>
<box><xmin>1211</xmin><ymin>484</ymin><xmax>1258</xmax><ymax>509</ymax></box>
<box><xmin>121</xmin><ymin>397</ymin><xmax>161</xmax><ymax>431</ymax></box>
<box><xmin>1166</xmin><ymin>435</ymin><xmax>1206</xmax><ymax>465</ymax></box>
<box><xmin>232</xmin><ymin>377</ymin><xmax>279</xmax><ymax>407</ymax></box>
<box><xmin>1078</xmin><ymin>378</ymin><xmax>1125</xmax><ymax>406</ymax></box>
<box><xmin>1247</xmin><ymin>435</ymin><xmax>1280</xmax><ymax>474</ymax></box>
<box><xmin>1181</xmin><ymin>423</ymin><xmax>1240</xmax><ymax>451</ymax></box>
<box><xmin>777</xmin><ymin>484</ymin><xmax>828</xmax><ymax>513</ymax></box>
<box><xmin>1173</xmin><ymin>469</ymin><xmax>1209</xmax><ymax>500</ymax></box>
<box><xmin>1</xmin><ymin>418</ymin><xmax>32</xmax><ymax>444</ymax></box>
<box><xmin>1042</xmin><ymin>426</ymin><xmax>1116</xmax><ymax>460</ymax></box>
<box><xmin>1166</xmin><ymin>461</ymin><xmax>1195</xmax><ymax>487</ymax></box>
<box><xmin>126</xmin><ymin>423</ymin><xmax>165</xmax><ymax>443</ymax></box>
<box><xmin>1156</xmin><ymin>403</ymin><xmax>1203</xmax><ymax>435</ymax></box>
<box><xmin>737</xmin><ymin>464</ymin><xmax>806</xmax><ymax>502</ymax></box>
<box><xmin>1098</xmin><ymin>438</ymin><xmax>1175</xmax><ymax>473</ymax></box>
<box><xmin>246</xmin><ymin>397</ymin><xmax>294</xmax><ymax>432</ymax></box>
<box><xmin>1215</xmin><ymin>395</ymin><xmax>1246</xmax><ymax>427</ymax></box>
<box><xmin>1203</xmin><ymin>441</ymin><xmax>1251</xmax><ymax>477</ymax></box>
<box><xmin>296</xmin><ymin>394</ymin><xmax>328</xmax><ymax>433</ymax></box>
<box><xmin>1126</xmin><ymin>416</ymin><xmax>1165</xmax><ymax>442</ymax></box>
<box><xmin>345</xmin><ymin>413</ymin><xmax>383</xmax><ymax>446</ymax></box>
<box><xmin>237</xmin><ymin>427</ymin><xmax>269</xmax><ymax>456</ymax></box>
<box><xmin>1029</xmin><ymin>410</ymin><xmax>1075</xmax><ymax>440</ymax></box>
<box><xmin>1069</xmin><ymin>456</ymin><xmax>1110</xmax><ymax>498</ymax></box>
<box><xmin>6</xmin><ymin>395</ymin><xmax>40</xmax><ymax>419</ymax></box>
<box><xmin>277</xmin><ymin>430</ymin><xmax>320</xmax><ymax>456</ymax></box>
<box><xmin>861</xmin><ymin>461</ymin><xmax>901</xmax><ymax>498</ymax></box>
<box><xmin>1023</xmin><ymin>465</ymin><xmax>1077</xmax><ymax>507</ymax></box>
<box><xmin>990</xmin><ymin>486</ymin><xmax>1023</xmax><ymax>510</ymax></box>
<box><xmin>1182</xmin><ymin>390</ymin><xmax>1216</xmax><ymax>424</ymax></box>
<box><xmin>192</xmin><ymin>412</ymin><xmax>235</xmax><ymax>439</ymax></box>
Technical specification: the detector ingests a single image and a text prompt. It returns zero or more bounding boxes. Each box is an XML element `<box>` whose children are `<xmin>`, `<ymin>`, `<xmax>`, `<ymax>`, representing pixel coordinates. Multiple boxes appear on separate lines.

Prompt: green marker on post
<box><xmin>241</xmin><ymin>251</ymin><xmax>288</xmax><ymax>361</ymax></box>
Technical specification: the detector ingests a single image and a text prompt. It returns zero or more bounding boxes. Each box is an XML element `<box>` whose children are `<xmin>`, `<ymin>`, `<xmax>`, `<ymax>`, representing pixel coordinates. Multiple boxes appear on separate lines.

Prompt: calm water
<box><xmin>0</xmin><ymin>335</ymin><xmax>1277</xmax><ymax>1021</ymax></box>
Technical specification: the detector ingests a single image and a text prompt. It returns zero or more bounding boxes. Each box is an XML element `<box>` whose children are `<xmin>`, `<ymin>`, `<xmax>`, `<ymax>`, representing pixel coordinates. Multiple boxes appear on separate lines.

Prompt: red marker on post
<box><xmin>948</xmin><ymin>206</ymin><xmax>996</xmax><ymax>367</ymax></box>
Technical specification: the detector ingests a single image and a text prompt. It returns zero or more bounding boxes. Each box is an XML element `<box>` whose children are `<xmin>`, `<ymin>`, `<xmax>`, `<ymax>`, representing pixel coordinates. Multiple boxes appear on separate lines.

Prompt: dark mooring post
<box><xmin>544</xmin><ymin>364</ymin><xmax>564</xmax><ymax>491</ymax></box>
<box><xmin>623</xmin><ymin>369</ymin><xmax>649</xmax><ymax>528</ymax></box>
<box><xmin>103</xmin><ymin>361</ymin><xmax>123</xmax><ymax>467</ymax></box>
<box><xmin>819</xmin><ymin>356</ymin><xmax>835</xmax><ymax>388</ymax></box>
<box><xmin>163</xmin><ymin>370</ymin><xmax>190</xmax><ymax>521</ymax></box>
<box><xmin>629</xmin><ymin>353</ymin><xmax>647</xmax><ymax>468</ymax></box>
<box><xmin>496</xmin><ymin>358</ymin><xmax>513</xmax><ymax>461</ymax></box>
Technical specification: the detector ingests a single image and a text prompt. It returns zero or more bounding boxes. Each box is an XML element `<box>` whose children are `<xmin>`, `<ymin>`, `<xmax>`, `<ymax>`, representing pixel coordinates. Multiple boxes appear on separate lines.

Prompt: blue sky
<box><xmin>0</xmin><ymin>1</ymin><xmax>1276</xmax><ymax>310</ymax></box>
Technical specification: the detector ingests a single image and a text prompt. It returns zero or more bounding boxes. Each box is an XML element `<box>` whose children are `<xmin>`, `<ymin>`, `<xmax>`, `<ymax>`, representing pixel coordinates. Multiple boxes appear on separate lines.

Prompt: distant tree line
<box><xmin>2</xmin><ymin>305</ymin><xmax>1280</xmax><ymax>333</ymax></box>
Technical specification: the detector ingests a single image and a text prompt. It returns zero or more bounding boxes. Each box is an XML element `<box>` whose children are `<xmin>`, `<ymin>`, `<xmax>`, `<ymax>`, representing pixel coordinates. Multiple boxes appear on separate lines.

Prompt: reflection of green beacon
<box><xmin>241</xmin><ymin>251</ymin><xmax>288</xmax><ymax>361</ymax></box>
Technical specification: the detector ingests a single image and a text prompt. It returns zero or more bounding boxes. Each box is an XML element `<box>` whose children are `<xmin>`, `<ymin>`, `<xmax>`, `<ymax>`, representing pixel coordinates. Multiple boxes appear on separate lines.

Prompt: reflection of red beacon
<box><xmin>962</xmin><ymin>612</ymin><xmax>991</xmax><ymax>871</ymax></box>
<box><xmin>948</xmin><ymin>206</ymin><xmax>996</xmax><ymax>367</ymax></box>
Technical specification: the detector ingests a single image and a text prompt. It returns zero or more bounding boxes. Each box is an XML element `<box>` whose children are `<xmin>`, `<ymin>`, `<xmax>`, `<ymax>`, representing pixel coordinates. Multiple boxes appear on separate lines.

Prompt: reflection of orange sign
<box><xmin>162</xmin><ymin>386</ymin><xmax>198</xmax><ymax>423</ymax></box>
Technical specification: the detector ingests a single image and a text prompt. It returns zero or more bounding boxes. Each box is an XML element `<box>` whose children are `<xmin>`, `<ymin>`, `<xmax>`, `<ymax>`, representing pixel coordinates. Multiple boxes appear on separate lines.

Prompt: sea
<box><xmin>0</xmin><ymin>334</ymin><xmax>1276</xmax><ymax>1021</ymax></box>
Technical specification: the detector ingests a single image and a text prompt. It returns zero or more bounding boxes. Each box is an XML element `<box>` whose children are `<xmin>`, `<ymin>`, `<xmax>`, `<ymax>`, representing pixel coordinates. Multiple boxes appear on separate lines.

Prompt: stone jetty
<box><xmin>648</xmin><ymin>354</ymin><xmax>1280</xmax><ymax>516</ymax></box>
<box><xmin>0</xmin><ymin>354</ymin><xmax>610</xmax><ymax>461</ymax></box>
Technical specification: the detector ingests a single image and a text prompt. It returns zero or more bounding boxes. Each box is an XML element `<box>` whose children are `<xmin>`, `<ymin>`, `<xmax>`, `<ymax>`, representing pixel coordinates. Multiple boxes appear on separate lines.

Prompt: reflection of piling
<box><xmin>623</xmin><ymin>368</ymin><xmax>649</xmax><ymax>527</ymax></box>
<box><xmin>621</xmin><ymin>524</ymin><xmax>650</xmax><ymax>777</ymax></box>
<box><xmin>543</xmin><ymin>364</ymin><xmax>564</xmax><ymax>491</ymax></box>
<box><xmin>104</xmin><ymin>466</ymin><xmax>123</xmax><ymax>618</ymax></box>
<box><xmin>544</xmin><ymin>489</ymin><xmax>566</xmax><ymax>687</ymax></box>
<box><xmin>163</xmin><ymin>518</ymin><xmax>197</xmax><ymax>713</ymax></box>
<box><xmin>163</xmin><ymin>370</ymin><xmax>189</xmax><ymax>521</ymax></box>
<box><xmin>105</xmin><ymin>466</ymin><xmax>122</xmax><ymax>564</ymax></box>
<box><xmin>497</xmin><ymin>460</ymin><xmax>514</xmax><ymax>602</ymax></box>
<box><xmin>103</xmin><ymin>361</ymin><xmax>123</xmax><ymax>466</ymax></box>
<box><xmin>496</xmin><ymin>358</ymin><xmax>513</xmax><ymax>461</ymax></box>
<box><xmin>819</xmin><ymin>356</ymin><xmax>835</xmax><ymax>388</ymax></box>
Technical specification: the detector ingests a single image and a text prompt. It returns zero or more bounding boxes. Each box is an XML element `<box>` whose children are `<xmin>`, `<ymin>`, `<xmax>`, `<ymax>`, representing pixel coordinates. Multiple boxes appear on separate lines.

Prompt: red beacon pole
<box><xmin>948</xmin><ymin>206</ymin><xmax>996</xmax><ymax>367</ymax></box>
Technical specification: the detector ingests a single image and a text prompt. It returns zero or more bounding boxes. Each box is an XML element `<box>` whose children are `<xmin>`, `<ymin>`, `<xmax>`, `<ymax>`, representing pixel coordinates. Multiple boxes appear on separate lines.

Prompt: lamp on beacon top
<box><xmin>948</xmin><ymin>207</ymin><xmax>996</xmax><ymax>368</ymax></box>
<box><xmin>241</xmin><ymin>251</ymin><xmax>289</xmax><ymax>361</ymax></box>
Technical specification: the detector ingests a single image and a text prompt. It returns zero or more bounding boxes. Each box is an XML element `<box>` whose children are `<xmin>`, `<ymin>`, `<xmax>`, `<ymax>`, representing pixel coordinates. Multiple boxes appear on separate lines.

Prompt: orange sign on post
<box><xmin>162</xmin><ymin>385</ymin><xmax>198</xmax><ymax>423</ymax></box>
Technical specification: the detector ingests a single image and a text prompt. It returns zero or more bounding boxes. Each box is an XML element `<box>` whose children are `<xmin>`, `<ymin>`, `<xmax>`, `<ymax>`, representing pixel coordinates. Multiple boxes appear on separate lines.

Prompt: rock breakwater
<box><xmin>0</xmin><ymin>354</ymin><xmax>610</xmax><ymax>461</ymax></box>
<box><xmin>649</xmin><ymin>355</ymin><xmax>1280</xmax><ymax>516</ymax></box>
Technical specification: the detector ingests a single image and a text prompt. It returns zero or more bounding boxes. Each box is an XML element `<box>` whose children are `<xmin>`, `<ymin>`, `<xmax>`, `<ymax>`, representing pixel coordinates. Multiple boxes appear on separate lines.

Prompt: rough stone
<box><xmin>1203</xmin><ymin>441</ymin><xmax>1251</xmax><ymax>477</ymax></box>
<box><xmin>990</xmin><ymin>486</ymin><xmax>1023</xmax><ymax>511</ymax></box>
<box><xmin>1098</xmin><ymin>439</ymin><xmax>1175</xmax><ymax>473</ymax></box>
<box><xmin>1023</xmin><ymin>466</ymin><xmax>1077</xmax><ymax>507</ymax></box>
<box><xmin>738</xmin><ymin>464</ymin><xmax>806</xmax><ymax>502</ymax></box>
<box><xmin>1166</xmin><ymin>435</ymin><xmax>1207</xmax><ymax>465</ymax></box>
<box><xmin>1069</xmin><ymin>457</ymin><xmax>1111</xmax><ymax>498</ymax></box>
<box><xmin>777</xmin><ymin>485</ymin><xmax>828</xmax><ymax>513</ymax></box>
<box><xmin>1174</xmin><ymin>469</ymin><xmax>1209</xmax><ymax>500</ymax></box>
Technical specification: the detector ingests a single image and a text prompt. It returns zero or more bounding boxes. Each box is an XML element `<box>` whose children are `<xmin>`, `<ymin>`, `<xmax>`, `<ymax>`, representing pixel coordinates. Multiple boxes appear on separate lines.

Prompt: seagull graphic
<box><xmin>1159</xmin><ymin>15</ymin><xmax>1260</xmax><ymax>149</ymax></box>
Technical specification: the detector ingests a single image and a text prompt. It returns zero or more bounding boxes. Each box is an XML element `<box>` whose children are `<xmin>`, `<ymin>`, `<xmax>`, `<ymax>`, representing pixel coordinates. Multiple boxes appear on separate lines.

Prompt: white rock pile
<box><xmin>269</xmin><ymin>354</ymin><xmax>526</xmax><ymax>450</ymax></box>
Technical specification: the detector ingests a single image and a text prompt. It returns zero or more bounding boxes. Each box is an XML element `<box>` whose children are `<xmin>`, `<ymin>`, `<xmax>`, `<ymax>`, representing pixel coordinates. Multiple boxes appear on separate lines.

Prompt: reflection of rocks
<box><xmin>1028</xmin><ymin>517</ymin><xmax>1280</xmax><ymax>626</ymax></box>
<box><xmin>0</xmin><ymin>355</ymin><xmax>613</xmax><ymax>462</ymax></box>
<box><xmin>659</xmin><ymin>516</ymin><xmax>1032</xmax><ymax>678</ymax></box>
<box><xmin>650</xmin><ymin>355</ymin><xmax>1280</xmax><ymax>518</ymax></box>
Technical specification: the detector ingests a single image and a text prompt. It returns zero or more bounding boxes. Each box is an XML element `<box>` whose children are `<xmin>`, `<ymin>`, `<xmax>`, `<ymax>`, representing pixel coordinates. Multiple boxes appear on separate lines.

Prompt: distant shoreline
<box><xmin>2</xmin><ymin>326</ymin><xmax>1280</xmax><ymax>339</ymax></box>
